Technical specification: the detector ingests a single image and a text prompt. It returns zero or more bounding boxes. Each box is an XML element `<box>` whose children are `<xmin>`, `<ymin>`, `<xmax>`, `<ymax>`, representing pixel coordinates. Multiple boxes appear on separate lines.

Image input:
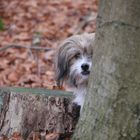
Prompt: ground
<box><xmin>0</xmin><ymin>0</ymin><xmax>97</xmax><ymax>139</ymax></box>
<box><xmin>0</xmin><ymin>0</ymin><xmax>97</xmax><ymax>89</ymax></box>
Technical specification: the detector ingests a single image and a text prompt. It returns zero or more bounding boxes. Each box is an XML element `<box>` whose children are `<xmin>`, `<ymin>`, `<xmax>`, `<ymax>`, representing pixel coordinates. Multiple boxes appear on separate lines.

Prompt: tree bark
<box><xmin>72</xmin><ymin>0</ymin><xmax>140</xmax><ymax>140</ymax></box>
<box><xmin>0</xmin><ymin>89</ymin><xmax>80</xmax><ymax>139</ymax></box>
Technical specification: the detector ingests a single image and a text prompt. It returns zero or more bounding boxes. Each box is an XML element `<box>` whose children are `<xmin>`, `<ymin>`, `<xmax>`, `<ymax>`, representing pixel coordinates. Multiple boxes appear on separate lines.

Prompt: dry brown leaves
<box><xmin>0</xmin><ymin>131</ymin><xmax>72</xmax><ymax>140</ymax></box>
<box><xmin>0</xmin><ymin>0</ymin><xmax>98</xmax><ymax>89</ymax></box>
<box><xmin>0</xmin><ymin>0</ymin><xmax>98</xmax><ymax>139</ymax></box>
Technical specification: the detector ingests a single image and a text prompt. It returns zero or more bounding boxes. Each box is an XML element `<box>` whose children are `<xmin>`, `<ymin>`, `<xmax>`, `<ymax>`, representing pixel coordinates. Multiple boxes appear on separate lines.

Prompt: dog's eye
<box><xmin>87</xmin><ymin>55</ymin><xmax>92</xmax><ymax>59</ymax></box>
<box><xmin>74</xmin><ymin>53</ymin><xmax>80</xmax><ymax>59</ymax></box>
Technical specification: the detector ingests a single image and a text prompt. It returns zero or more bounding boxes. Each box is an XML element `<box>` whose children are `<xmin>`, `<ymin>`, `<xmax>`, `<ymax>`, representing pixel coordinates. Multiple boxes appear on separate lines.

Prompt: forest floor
<box><xmin>0</xmin><ymin>0</ymin><xmax>97</xmax><ymax>89</ymax></box>
<box><xmin>0</xmin><ymin>0</ymin><xmax>98</xmax><ymax>139</ymax></box>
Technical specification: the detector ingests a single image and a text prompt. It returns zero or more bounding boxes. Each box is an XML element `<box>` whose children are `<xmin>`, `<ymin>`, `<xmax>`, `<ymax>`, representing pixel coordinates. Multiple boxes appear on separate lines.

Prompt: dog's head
<box><xmin>55</xmin><ymin>33</ymin><xmax>95</xmax><ymax>88</ymax></box>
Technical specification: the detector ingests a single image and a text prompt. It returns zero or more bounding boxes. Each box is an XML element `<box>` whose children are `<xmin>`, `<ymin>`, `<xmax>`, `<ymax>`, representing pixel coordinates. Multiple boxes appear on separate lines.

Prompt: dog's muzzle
<box><xmin>81</xmin><ymin>63</ymin><xmax>90</xmax><ymax>75</ymax></box>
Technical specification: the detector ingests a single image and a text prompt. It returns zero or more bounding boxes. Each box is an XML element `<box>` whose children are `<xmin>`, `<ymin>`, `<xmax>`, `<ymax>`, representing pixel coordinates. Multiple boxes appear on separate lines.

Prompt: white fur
<box><xmin>70</xmin><ymin>56</ymin><xmax>92</xmax><ymax>76</ymax></box>
<box><xmin>55</xmin><ymin>33</ymin><xmax>95</xmax><ymax>111</ymax></box>
<box><xmin>69</xmin><ymin>56</ymin><xmax>92</xmax><ymax>108</ymax></box>
<box><xmin>73</xmin><ymin>87</ymin><xmax>87</xmax><ymax>110</ymax></box>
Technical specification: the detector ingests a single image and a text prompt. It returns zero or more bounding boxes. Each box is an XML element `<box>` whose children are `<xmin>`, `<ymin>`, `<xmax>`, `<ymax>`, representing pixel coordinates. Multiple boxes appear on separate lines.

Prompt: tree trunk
<box><xmin>0</xmin><ymin>89</ymin><xmax>80</xmax><ymax>139</ymax></box>
<box><xmin>72</xmin><ymin>0</ymin><xmax>140</xmax><ymax>140</ymax></box>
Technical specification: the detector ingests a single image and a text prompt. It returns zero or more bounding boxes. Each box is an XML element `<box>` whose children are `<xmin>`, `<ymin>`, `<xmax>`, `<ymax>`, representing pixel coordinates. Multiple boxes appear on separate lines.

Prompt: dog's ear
<box><xmin>55</xmin><ymin>41</ymin><xmax>70</xmax><ymax>86</ymax></box>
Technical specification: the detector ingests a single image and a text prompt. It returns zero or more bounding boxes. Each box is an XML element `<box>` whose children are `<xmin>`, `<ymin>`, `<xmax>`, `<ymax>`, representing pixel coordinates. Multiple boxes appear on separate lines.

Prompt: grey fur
<box><xmin>55</xmin><ymin>33</ymin><xmax>95</xmax><ymax>87</ymax></box>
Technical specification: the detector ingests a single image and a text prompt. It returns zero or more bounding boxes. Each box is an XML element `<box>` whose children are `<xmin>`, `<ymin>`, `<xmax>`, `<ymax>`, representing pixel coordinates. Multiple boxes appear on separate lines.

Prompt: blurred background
<box><xmin>0</xmin><ymin>0</ymin><xmax>98</xmax><ymax>89</ymax></box>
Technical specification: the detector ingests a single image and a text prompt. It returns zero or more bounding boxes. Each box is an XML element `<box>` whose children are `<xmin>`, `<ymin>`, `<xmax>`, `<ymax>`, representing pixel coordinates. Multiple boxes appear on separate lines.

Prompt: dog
<box><xmin>55</xmin><ymin>33</ymin><xmax>95</xmax><ymax>110</ymax></box>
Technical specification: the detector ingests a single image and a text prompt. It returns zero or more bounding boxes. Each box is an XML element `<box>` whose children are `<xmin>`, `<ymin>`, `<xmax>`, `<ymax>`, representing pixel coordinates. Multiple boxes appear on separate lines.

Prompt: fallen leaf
<box><xmin>10</xmin><ymin>132</ymin><xmax>23</xmax><ymax>140</ymax></box>
<box><xmin>8</xmin><ymin>71</ymin><xmax>20</xmax><ymax>82</ymax></box>
<box><xmin>45</xmin><ymin>133</ymin><xmax>60</xmax><ymax>140</ymax></box>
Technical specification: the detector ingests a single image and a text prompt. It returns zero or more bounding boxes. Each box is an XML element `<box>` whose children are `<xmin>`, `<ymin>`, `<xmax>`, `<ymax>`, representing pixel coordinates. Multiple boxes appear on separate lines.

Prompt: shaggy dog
<box><xmin>55</xmin><ymin>33</ymin><xmax>95</xmax><ymax>109</ymax></box>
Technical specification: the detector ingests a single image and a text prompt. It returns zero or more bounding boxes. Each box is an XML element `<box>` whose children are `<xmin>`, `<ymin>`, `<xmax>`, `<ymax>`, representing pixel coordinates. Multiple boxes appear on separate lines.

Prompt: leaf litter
<box><xmin>0</xmin><ymin>0</ymin><xmax>98</xmax><ymax>139</ymax></box>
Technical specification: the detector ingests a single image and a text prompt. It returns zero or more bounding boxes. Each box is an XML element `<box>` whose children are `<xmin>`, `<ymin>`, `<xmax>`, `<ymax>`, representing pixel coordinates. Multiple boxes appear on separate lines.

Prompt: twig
<box><xmin>0</xmin><ymin>44</ymin><xmax>52</xmax><ymax>52</ymax></box>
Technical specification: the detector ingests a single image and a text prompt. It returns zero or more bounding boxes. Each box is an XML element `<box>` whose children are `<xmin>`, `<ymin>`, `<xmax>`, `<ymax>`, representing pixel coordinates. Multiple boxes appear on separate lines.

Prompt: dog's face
<box><xmin>55</xmin><ymin>33</ymin><xmax>95</xmax><ymax>88</ymax></box>
<box><xmin>69</xmin><ymin>45</ymin><xmax>92</xmax><ymax>87</ymax></box>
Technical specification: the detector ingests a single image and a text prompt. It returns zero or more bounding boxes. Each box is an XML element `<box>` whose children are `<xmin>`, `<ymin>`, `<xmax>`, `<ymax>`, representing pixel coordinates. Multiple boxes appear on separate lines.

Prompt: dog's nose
<box><xmin>81</xmin><ymin>63</ymin><xmax>89</xmax><ymax>71</ymax></box>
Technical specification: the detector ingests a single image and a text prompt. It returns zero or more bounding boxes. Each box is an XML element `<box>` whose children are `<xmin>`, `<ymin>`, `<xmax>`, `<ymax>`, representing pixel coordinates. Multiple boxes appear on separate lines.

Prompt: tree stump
<box><xmin>0</xmin><ymin>88</ymin><xmax>80</xmax><ymax>139</ymax></box>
